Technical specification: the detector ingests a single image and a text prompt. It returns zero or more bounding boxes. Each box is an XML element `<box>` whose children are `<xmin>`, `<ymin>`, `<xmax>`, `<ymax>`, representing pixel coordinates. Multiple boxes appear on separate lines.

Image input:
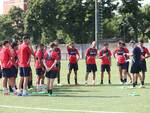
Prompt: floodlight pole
<box><xmin>95</xmin><ymin>0</ymin><xmax>98</xmax><ymax>49</ymax></box>
<box><xmin>95</xmin><ymin>0</ymin><xmax>103</xmax><ymax>49</ymax></box>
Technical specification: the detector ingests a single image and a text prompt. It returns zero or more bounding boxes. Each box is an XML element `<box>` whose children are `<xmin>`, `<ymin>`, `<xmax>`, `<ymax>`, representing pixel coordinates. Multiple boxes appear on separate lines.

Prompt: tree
<box><xmin>0</xmin><ymin>15</ymin><xmax>15</xmax><ymax>41</ymax></box>
<box><xmin>8</xmin><ymin>6</ymin><xmax>24</xmax><ymax>39</ymax></box>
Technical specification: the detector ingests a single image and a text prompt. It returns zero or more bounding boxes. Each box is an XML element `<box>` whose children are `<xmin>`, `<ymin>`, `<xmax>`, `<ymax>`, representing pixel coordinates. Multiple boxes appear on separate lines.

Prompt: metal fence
<box><xmin>58</xmin><ymin>43</ymin><xmax>150</xmax><ymax>60</ymax></box>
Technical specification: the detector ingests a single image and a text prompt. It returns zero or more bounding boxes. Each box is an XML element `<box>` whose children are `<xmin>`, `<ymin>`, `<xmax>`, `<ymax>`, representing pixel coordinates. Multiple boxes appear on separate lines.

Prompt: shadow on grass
<box><xmin>30</xmin><ymin>94</ymin><xmax>121</xmax><ymax>98</ymax></box>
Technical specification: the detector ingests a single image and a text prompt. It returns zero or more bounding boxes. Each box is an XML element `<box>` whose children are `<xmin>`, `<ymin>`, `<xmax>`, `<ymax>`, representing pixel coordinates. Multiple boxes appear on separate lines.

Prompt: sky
<box><xmin>0</xmin><ymin>0</ymin><xmax>150</xmax><ymax>14</ymax></box>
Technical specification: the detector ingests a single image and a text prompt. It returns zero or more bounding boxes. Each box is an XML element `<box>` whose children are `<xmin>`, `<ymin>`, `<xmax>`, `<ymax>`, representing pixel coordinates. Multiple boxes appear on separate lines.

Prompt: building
<box><xmin>3</xmin><ymin>0</ymin><xmax>28</xmax><ymax>14</ymax></box>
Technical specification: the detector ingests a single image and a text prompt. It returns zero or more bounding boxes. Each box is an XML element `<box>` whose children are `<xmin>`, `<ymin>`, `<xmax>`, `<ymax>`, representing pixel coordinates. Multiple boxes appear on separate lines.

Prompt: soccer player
<box><xmin>1</xmin><ymin>40</ymin><xmax>17</xmax><ymax>95</ymax></box>
<box><xmin>43</xmin><ymin>42</ymin><xmax>59</xmax><ymax>96</ymax></box>
<box><xmin>138</xmin><ymin>39</ymin><xmax>150</xmax><ymax>83</ymax></box>
<box><xmin>114</xmin><ymin>41</ymin><xmax>128</xmax><ymax>84</ymax></box>
<box><xmin>18</xmin><ymin>36</ymin><xmax>34</xmax><ymax>96</ymax></box>
<box><xmin>122</xmin><ymin>42</ymin><xmax>132</xmax><ymax>83</ymax></box>
<box><xmin>54</xmin><ymin>41</ymin><xmax>62</xmax><ymax>85</ymax></box>
<box><xmin>99</xmin><ymin>42</ymin><xmax>112</xmax><ymax>84</ymax></box>
<box><xmin>67</xmin><ymin>42</ymin><xmax>80</xmax><ymax>85</ymax></box>
<box><xmin>130</xmin><ymin>40</ymin><xmax>144</xmax><ymax>88</ymax></box>
<box><xmin>85</xmin><ymin>41</ymin><xmax>97</xmax><ymax>85</ymax></box>
<box><xmin>0</xmin><ymin>42</ymin><xmax>3</xmax><ymax>79</ymax></box>
<box><xmin>35</xmin><ymin>44</ymin><xmax>45</xmax><ymax>91</ymax></box>
<box><xmin>9</xmin><ymin>42</ymin><xmax>19</xmax><ymax>92</ymax></box>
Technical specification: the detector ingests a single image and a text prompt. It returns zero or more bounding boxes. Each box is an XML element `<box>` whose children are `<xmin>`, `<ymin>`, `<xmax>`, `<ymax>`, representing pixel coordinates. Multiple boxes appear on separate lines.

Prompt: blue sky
<box><xmin>0</xmin><ymin>0</ymin><xmax>150</xmax><ymax>14</ymax></box>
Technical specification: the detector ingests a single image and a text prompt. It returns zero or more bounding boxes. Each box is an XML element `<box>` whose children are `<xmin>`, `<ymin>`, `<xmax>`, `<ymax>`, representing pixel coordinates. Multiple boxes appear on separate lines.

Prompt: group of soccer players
<box><xmin>0</xmin><ymin>33</ymin><xmax>149</xmax><ymax>96</ymax></box>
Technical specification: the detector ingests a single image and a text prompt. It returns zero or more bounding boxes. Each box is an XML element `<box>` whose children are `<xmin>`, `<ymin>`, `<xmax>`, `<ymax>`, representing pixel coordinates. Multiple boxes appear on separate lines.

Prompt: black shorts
<box><xmin>117</xmin><ymin>63</ymin><xmax>127</xmax><ymax>70</ymax></box>
<box><xmin>130</xmin><ymin>61</ymin><xmax>141</xmax><ymax>74</ymax></box>
<box><xmin>68</xmin><ymin>63</ymin><xmax>78</xmax><ymax>71</ymax></box>
<box><xmin>11</xmin><ymin>66</ymin><xmax>18</xmax><ymax>77</ymax></box>
<box><xmin>140</xmin><ymin>60</ymin><xmax>147</xmax><ymax>72</ymax></box>
<box><xmin>0</xmin><ymin>68</ymin><xmax>2</xmax><ymax>78</ymax></box>
<box><xmin>101</xmin><ymin>64</ymin><xmax>110</xmax><ymax>72</ymax></box>
<box><xmin>86</xmin><ymin>64</ymin><xmax>97</xmax><ymax>73</ymax></box>
<box><xmin>19</xmin><ymin>67</ymin><xmax>31</xmax><ymax>77</ymax></box>
<box><xmin>45</xmin><ymin>70</ymin><xmax>57</xmax><ymax>79</ymax></box>
<box><xmin>125</xmin><ymin>61</ymin><xmax>129</xmax><ymax>72</ymax></box>
<box><xmin>56</xmin><ymin>62</ymin><xmax>61</xmax><ymax>69</ymax></box>
<box><xmin>2</xmin><ymin>68</ymin><xmax>14</xmax><ymax>78</ymax></box>
<box><xmin>36</xmin><ymin>68</ymin><xmax>45</xmax><ymax>76</ymax></box>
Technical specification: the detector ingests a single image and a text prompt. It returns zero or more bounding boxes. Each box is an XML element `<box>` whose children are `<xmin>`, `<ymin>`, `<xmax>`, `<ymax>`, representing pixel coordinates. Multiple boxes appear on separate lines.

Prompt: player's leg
<box><xmin>67</xmin><ymin>63</ymin><xmax>72</xmax><ymax>85</ymax></box>
<box><xmin>2</xmin><ymin>68</ymin><xmax>10</xmax><ymax>95</ymax></box>
<box><xmin>92</xmin><ymin>64</ymin><xmax>97</xmax><ymax>85</ymax></box>
<box><xmin>92</xmin><ymin>72</ymin><xmax>96</xmax><ymax>85</ymax></box>
<box><xmin>8</xmin><ymin>77</ymin><xmax>17</xmax><ymax>95</ymax></box>
<box><xmin>57</xmin><ymin>62</ymin><xmax>61</xmax><ymax>84</ymax></box>
<box><xmin>85</xmin><ymin>64</ymin><xmax>90</xmax><ymax>85</ymax></box>
<box><xmin>28</xmin><ymin>67</ymin><xmax>33</xmax><ymax>89</ymax></box>
<box><xmin>48</xmin><ymin>78</ymin><xmax>55</xmax><ymax>95</ymax></box>
<box><xmin>47</xmin><ymin>78</ymin><xmax>50</xmax><ymax>93</ymax></box>
<box><xmin>2</xmin><ymin>77</ymin><xmax>8</xmax><ymax>95</ymax></box>
<box><xmin>74</xmin><ymin>63</ymin><xmax>78</xmax><ymax>85</ymax></box>
<box><xmin>106</xmin><ymin>65</ymin><xmax>111</xmax><ymax>84</ymax></box>
<box><xmin>74</xmin><ymin>70</ymin><xmax>78</xmax><ymax>85</ymax></box>
<box><xmin>47</xmin><ymin>71</ymin><xmax>57</xmax><ymax>96</ymax></box>
<box><xmin>36</xmin><ymin>68</ymin><xmax>42</xmax><ymax>91</ymax></box>
<box><xmin>123</xmin><ymin>69</ymin><xmax>127</xmax><ymax>84</ymax></box>
<box><xmin>100</xmin><ymin>65</ymin><xmax>105</xmax><ymax>84</ymax></box>
<box><xmin>22</xmin><ymin>67</ymin><xmax>30</xmax><ymax>96</ymax></box>
<box><xmin>119</xmin><ymin>66</ymin><xmax>123</xmax><ymax>83</ymax></box>
<box><xmin>41</xmin><ymin>68</ymin><xmax>45</xmax><ymax>84</ymax></box>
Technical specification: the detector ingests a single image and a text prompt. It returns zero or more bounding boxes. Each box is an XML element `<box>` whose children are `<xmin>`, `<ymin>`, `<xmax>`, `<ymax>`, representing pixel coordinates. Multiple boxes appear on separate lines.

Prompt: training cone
<box><xmin>128</xmin><ymin>92</ymin><xmax>140</xmax><ymax>96</ymax></box>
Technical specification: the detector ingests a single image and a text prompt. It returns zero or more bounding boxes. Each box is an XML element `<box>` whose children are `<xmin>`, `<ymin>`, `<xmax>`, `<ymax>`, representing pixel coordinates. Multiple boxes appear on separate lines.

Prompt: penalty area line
<box><xmin>0</xmin><ymin>105</ymin><xmax>127</xmax><ymax>113</ymax></box>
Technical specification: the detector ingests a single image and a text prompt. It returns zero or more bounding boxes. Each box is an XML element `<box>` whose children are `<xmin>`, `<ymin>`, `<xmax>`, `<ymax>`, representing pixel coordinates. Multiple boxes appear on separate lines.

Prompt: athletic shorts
<box><xmin>0</xmin><ymin>68</ymin><xmax>2</xmax><ymax>78</ymax></box>
<box><xmin>19</xmin><ymin>67</ymin><xmax>31</xmax><ymax>77</ymax></box>
<box><xmin>36</xmin><ymin>68</ymin><xmax>45</xmax><ymax>76</ymax></box>
<box><xmin>11</xmin><ymin>66</ymin><xmax>18</xmax><ymax>77</ymax></box>
<box><xmin>86</xmin><ymin>64</ymin><xmax>97</xmax><ymax>73</ymax></box>
<box><xmin>140</xmin><ymin>60</ymin><xmax>147</xmax><ymax>72</ymax></box>
<box><xmin>117</xmin><ymin>63</ymin><xmax>127</xmax><ymax>70</ymax></box>
<box><xmin>45</xmin><ymin>70</ymin><xmax>57</xmax><ymax>79</ymax></box>
<box><xmin>56</xmin><ymin>62</ymin><xmax>61</xmax><ymax>69</ymax></box>
<box><xmin>2</xmin><ymin>68</ymin><xmax>14</xmax><ymax>78</ymax></box>
<box><xmin>130</xmin><ymin>61</ymin><xmax>141</xmax><ymax>74</ymax></box>
<box><xmin>68</xmin><ymin>63</ymin><xmax>78</xmax><ymax>71</ymax></box>
<box><xmin>101</xmin><ymin>64</ymin><xmax>110</xmax><ymax>72</ymax></box>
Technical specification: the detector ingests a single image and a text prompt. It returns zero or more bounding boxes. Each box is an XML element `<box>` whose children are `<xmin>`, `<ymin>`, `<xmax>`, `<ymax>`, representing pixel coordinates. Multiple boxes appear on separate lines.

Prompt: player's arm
<box><xmin>98</xmin><ymin>50</ymin><xmax>104</xmax><ymax>59</ymax></box>
<box><xmin>144</xmin><ymin>48</ymin><xmax>150</xmax><ymax>59</ymax></box>
<box><xmin>76</xmin><ymin>49</ymin><xmax>80</xmax><ymax>61</ymax></box>
<box><xmin>43</xmin><ymin>53</ymin><xmax>50</xmax><ymax>71</ymax></box>
<box><xmin>49</xmin><ymin>53</ymin><xmax>59</xmax><ymax>71</ymax></box>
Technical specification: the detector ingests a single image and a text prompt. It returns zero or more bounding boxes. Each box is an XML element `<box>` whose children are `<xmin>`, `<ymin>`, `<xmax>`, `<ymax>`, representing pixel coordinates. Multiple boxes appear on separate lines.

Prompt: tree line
<box><xmin>0</xmin><ymin>0</ymin><xmax>150</xmax><ymax>44</ymax></box>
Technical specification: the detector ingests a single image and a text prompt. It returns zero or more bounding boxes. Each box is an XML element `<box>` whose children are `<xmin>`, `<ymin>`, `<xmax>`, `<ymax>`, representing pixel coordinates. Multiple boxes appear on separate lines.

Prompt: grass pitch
<box><xmin>0</xmin><ymin>59</ymin><xmax>150</xmax><ymax>113</ymax></box>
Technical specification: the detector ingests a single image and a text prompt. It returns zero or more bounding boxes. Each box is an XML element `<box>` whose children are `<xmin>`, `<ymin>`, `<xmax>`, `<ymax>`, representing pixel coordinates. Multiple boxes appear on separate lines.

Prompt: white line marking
<box><xmin>0</xmin><ymin>105</ymin><xmax>127</xmax><ymax>113</ymax></box>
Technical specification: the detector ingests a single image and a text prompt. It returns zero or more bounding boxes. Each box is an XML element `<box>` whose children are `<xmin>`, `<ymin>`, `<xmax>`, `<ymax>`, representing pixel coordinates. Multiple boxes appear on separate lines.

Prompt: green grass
<box><xmin>0</xmin><ymin>58</ymin><xmax>150</xmax><ymax>113</ymax></box>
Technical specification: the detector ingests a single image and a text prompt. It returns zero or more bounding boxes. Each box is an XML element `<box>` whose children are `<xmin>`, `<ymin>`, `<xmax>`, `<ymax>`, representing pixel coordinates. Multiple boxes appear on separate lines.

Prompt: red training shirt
<box><xmin>67</xmin><ymin>47</ymin><xmax>79</xmax><ymax>64</ymax></box>
<box><xmin>99</xmin><ymin>48</ymin><xmax>112</xmax><ymax>65</ymax></box>
<box><xmin>44</xmin><ymin>50</ymin><xmax>59</xmax><ymax>71</ymax></box>
<box><xmin>1</xmin><ymin>47</ymin><xmax>12</xmax><ymax>68</ymax></box>
<box><xmin>19</xmin><ymin>43</ymin><xmax>32</xmax><ymax>67</ymax></box>
<box><xmin>85</xmin><ymin>48</ymin><xmax>97</xmax><ymax>64</ymax></box>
